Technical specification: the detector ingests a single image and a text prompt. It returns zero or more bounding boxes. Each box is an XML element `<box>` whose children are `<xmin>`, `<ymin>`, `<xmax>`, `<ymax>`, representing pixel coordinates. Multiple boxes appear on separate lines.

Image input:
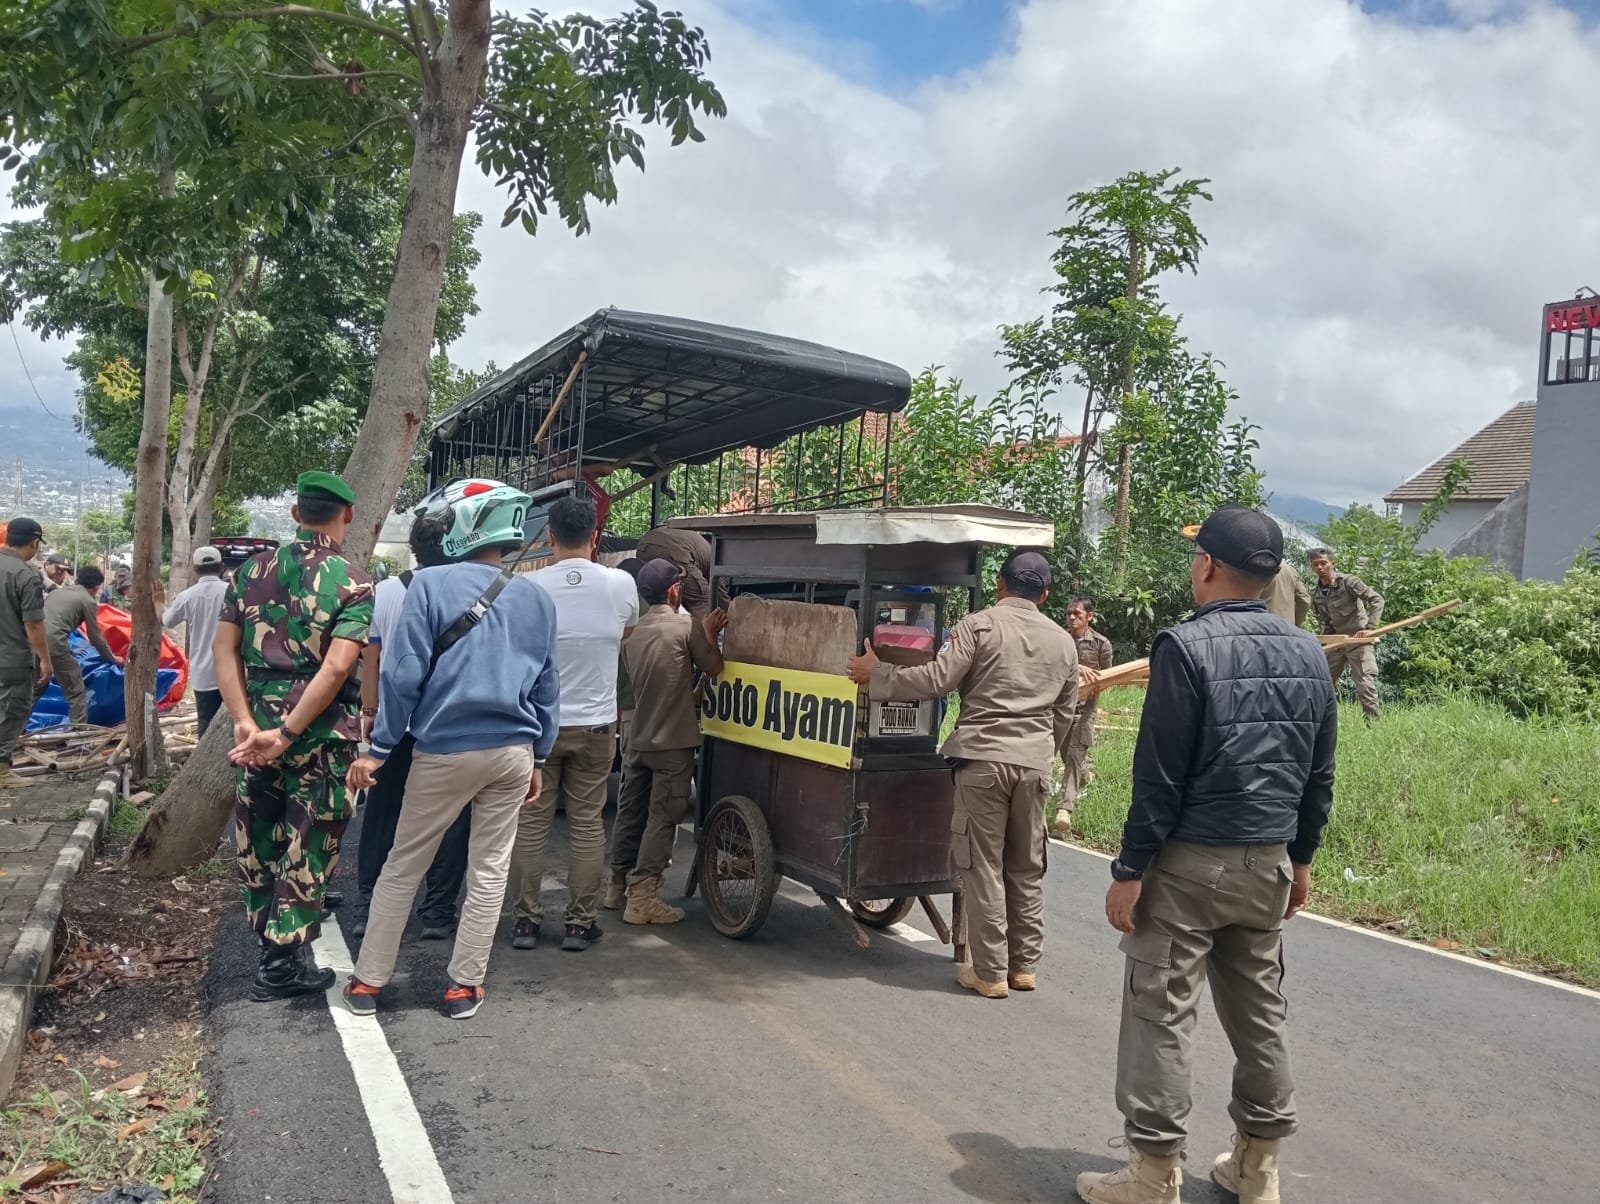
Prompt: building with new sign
<box><xmin>1385</xmin><ymin>294</ymin><xmax>1600</xmax><ymax>580</ymax></box>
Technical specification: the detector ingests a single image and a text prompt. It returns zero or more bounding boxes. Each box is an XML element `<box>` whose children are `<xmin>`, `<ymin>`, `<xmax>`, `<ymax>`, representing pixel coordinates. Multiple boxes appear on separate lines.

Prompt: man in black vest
<box><xmin>1078</xmin><ymin>505</ymin><xmax>1337</xmax><ymax>1204</ymax></box>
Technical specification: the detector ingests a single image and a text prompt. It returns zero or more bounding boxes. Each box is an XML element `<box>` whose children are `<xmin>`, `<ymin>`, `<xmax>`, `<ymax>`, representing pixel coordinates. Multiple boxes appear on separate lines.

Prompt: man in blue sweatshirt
<box><xmin>342</xmin><ymin>479</ymin><xmax>560</xmax><ymax>1020</ymax></box>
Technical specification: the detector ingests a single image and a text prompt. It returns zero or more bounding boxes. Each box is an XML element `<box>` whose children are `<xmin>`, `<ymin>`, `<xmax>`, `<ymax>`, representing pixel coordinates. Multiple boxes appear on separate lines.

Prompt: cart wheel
<box><xmin>848</xmin><ymin>897</ymin><xmax>915</xmax><ymax>929</ymax></box>
<box><xmin>698</xmin><ymin>794</ymin><xmax>778</xmax><ymax>939</ymax></box>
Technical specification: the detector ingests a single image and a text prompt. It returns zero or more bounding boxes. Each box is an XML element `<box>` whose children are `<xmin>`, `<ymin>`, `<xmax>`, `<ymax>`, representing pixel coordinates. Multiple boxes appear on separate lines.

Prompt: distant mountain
<box><xmin>1266</xmin><ymin>492</ymin><xmax>1341</xmax><ymax>531</ymax></box>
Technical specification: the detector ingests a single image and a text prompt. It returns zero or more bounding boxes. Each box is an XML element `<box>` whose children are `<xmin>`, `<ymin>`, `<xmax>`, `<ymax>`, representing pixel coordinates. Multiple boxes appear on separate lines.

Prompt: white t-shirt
<box><xmin>369</xmin><ymin>575</ymin><xmax>407</xmax><ymax>649</ymax></box>
<box><xmin>161</xmin><ymin>574</ymin><xmax>229</xmax><ymax>693</ymax></box>
<box><xmin>531</xmin><ymin>558</ymin><xmax>639</xmax><ymax>727</ymax></box>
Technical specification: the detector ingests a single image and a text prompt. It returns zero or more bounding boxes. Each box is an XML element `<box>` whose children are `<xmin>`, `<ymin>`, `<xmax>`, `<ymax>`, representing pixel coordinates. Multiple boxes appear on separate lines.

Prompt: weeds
<box><xmin>0</xmin><ymin>1060</ymin><xmax>210</xmax><ymax>1202</ymax></box>
<box><xmin>107</xmin><ymin>803</ymin><xmax>146</xmax><ymax>838</ymax></box>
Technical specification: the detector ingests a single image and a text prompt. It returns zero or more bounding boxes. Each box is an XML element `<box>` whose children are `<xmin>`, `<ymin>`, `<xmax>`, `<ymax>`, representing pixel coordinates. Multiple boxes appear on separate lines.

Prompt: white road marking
<box><xmin>314</xmin><ymin>920</ymin><xmax>457</xmax><ymax>1204</ymax></box>
<box><xmin>1048</xmin><ymin>837</ymin><xmax>1600</xmax><ymax>1002</ymax></box>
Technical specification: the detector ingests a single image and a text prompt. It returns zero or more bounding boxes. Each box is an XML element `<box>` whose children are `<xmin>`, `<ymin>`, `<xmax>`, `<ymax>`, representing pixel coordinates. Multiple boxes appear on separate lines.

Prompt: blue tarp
<box><xmin>28</xmin><ymin>631</ymin><xmax>180</xmax><ymax>731</ymax></box>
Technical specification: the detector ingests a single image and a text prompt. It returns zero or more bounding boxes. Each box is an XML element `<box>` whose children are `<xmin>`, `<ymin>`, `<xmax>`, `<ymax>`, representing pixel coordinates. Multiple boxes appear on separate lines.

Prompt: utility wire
<box><xmin>6</xmin><ymin>318</ymin><xmax>62</xmax><ymax>419</ymax></box>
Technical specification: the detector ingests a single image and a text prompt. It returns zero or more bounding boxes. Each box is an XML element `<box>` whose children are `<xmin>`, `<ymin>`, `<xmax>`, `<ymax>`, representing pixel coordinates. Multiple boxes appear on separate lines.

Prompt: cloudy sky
<box><xmin>5</xmin><ymin>0</ymin><xmax>1600</xmax><ymax>506</ymax></box>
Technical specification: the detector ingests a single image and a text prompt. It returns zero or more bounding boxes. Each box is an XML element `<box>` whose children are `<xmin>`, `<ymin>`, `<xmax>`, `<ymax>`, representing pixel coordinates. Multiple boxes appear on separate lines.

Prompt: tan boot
<box><xmin>601</xmin><ymin>870</ymin><xmax>627</xmax><ymax>911</ymax></box>
<box><xmin>623</xmin><ymin>879</ymin><xmax>685</xmax><ymax>925</ymax></box>
<box><xmin>0</xmin><ymin>763</ymin><xmax>31</xmax><ymax>789</ymax></box>
<box><xmin>1008</xmin><ymin>969</ymin><xmax>1037</xmax><ymax>991</ymax></box>
<box><xmin>956</xmin><ymin>962</ymin><xmax>1008</xmax><ymax>999</ymax></box>
<box><xmin>1075</xmin><ymin>1145</ymin><xmax>1182</xmax><ymax>1204</ymax></box>
<box><xmin>1048</xmin><ymin>812</ymin><xmax>1072</xmax><ymax>838</ymax></box>
<box><xmin>1212</xmin><ymin>1132</ymin><xmax>1280</xmax><ymax>1203</ymax></box>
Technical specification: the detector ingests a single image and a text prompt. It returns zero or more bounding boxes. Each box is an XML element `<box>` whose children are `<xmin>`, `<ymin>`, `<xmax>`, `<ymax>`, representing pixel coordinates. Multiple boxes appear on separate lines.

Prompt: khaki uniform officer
<box><xmin>1307</xmin><ymin>547</ymin><xmax>1383</xmax><ymax>720</ymax></box>
<box><xmin>1078</xmin><ymin>506</ymin><xmax>1337</xmax><ymax>1204</ymax></box>
<box><xmin>1259</xmin><ymin>560</ymin><xmax>1310</xmax><ymax>627</ymax></box>
<box><xmin>611</xmin><ymin>559</ymin><xmax>726</xmax><ymax>925</ymax></box>
<box><xmin>848</xmin><ymin>551</ymin><xmax>1077</xmax><ymax>999</ymax></box>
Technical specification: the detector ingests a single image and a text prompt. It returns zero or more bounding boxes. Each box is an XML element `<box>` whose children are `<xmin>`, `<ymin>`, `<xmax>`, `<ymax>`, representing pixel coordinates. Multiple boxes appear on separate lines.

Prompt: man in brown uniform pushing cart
<box><xmin>848</xmin><ymin>551</ymin><xmax>1077</xmax><ymax>999</ymax></box>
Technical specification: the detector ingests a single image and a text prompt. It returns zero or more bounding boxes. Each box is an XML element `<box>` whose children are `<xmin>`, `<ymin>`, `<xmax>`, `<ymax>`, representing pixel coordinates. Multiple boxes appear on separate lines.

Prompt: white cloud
<box><xmin>9</xmin><ymin>0</ymin><xmax>1600</xmax><ymax>508</ymax></box>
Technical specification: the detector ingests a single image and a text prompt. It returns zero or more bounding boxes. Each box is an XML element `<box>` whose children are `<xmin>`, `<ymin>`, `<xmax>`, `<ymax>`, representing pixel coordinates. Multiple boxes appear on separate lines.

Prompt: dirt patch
<box><xmin>2</xmin><ymin>832</ymin><xmax>233</xmax><ymax>1203</ymax></box>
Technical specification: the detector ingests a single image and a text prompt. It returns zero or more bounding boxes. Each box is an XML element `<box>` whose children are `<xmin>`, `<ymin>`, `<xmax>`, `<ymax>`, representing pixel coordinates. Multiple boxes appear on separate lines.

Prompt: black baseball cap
<box><xmin>6</xmin><ymin>517</ymin><xmax>43</xmax><ymax>546</ymax></box>
<box><xmin>637</xmin><ymin>558</ymin><xmax>683</xmax><ymax>599</ymax></box>
<box><xmin>1001</xmin><ymin>550</ymin><xmax>1052</xmax><ymax>588</ymax></box>
<box><xmin>1183</xmin><ymin>505</ymin><xmax>1283</xmax><ymax>575</ymax></box>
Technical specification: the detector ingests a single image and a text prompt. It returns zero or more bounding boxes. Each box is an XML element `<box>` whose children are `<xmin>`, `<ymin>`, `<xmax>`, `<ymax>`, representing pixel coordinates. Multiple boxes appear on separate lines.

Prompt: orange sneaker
<box><xmin>444</xmin><ymin>981</ymin><xmax>484</xmax><ymax>1020</ymax></box>
<box><xmin>343</xmin><ymin>976</ymin><xmax>381</xmax><ymax>1016</ymax></box>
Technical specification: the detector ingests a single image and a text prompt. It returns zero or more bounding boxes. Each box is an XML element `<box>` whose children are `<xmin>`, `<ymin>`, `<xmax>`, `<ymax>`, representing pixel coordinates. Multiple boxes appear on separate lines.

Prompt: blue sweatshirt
<box><xmin>370</xmin><ymin>561</ymin><xmax>561</xmax><ymax>765</ymax></box>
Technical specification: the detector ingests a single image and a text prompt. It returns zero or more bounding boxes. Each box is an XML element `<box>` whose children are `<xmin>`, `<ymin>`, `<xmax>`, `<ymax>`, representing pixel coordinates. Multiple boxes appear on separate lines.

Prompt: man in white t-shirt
<box><xmin>158</xmin><ymin>545</ymin><xmax>230</xmax><ymax>733</ymax></box>
<box><xmin>508</xmin><ymin>492</ymin><xmax>638</xmax><ymax>952</ymax></box>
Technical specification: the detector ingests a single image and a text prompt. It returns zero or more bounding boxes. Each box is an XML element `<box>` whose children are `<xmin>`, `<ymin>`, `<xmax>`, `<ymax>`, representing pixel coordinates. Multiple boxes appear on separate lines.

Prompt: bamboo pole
<box><xmin>531</xmin><ymin>351</ymin><xmax>588</xmax><ymax>447</ymax></box>
<box><xmin>1319</xmin><ymin>599</ymin><xmax>1462</xmax><ymax>652</ymax></box>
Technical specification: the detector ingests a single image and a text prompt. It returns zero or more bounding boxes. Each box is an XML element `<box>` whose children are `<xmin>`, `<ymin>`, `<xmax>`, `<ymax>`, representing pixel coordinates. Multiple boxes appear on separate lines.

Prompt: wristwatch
<box><xmin>278</xmin><ymin>723</ymin><xmax>303</xmax><ymax>743</ymax></box>
<box><xmin>1110</xmin><ymin>858</ymin><xmax>1144</xmax><ymax>882</ymax></box>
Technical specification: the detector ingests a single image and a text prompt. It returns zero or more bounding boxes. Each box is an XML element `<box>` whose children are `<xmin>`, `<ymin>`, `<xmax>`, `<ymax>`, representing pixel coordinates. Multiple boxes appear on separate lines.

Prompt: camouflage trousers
<box><xmin>235</xmin><ymin>740</ymin><xmax>356</xmax><ymax>947</ymax></box>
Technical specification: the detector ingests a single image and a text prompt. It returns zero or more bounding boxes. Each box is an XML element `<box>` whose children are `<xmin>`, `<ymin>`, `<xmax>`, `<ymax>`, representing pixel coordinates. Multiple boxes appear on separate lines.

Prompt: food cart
<box><xmin>425</xmin><ymin>309</ymin><xmax>1056</xmax><ymax>954</ymax></box>
<box><xmin>674</xmin><ymin>505</ymin><xmax>1053</xmax><ymax>956</ymax></box>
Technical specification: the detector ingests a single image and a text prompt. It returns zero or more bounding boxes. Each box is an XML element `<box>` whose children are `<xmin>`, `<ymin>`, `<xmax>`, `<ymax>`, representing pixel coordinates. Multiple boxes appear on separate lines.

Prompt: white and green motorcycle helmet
<box><xmin>415</xmin><ymin>478</ymin><xmax>531</xmax><ymax>562</ymax></box>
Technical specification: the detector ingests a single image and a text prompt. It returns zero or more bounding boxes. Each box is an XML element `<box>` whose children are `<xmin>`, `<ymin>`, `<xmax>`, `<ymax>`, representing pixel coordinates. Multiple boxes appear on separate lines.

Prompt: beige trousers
<box><xmin>950</xmin><ymin>759</ymin><xmax>1048</xmax><ymax>983</ymax></box>
<box><xmin>1115</xmin><ymin>839</ymin><xmax>1298</xmax><ymax>1157</ymax></box>
<box><xmin>1326</xmin><ymin>643</ymin><xmax>1380</xmax><ymax>718</ymax></box>
<box><xmin>354</xmin><ymin>743</ymin><xmax>532</xmax><ymax>989</ymax></box>
<box><xmin>1058</xmin><ymin>701</ymin><xmax>1098</xmax><ymax>815</ymax></box>
<box><xmin>508</xmin><ymin>725</ymin><xmax>613</xmax><ymax>925</ymax></box>
<box><xmin>624</xmin><ymin>747</ymin><xmax>695</xmax><ymax>887</ymax></box>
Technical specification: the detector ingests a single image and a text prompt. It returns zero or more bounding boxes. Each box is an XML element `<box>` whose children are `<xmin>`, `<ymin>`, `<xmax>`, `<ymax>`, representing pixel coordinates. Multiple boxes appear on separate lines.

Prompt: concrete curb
<box><xmin>0</xmin><ymin>770</ymin><xmax>120</xmax><ymax>1102</ymax></box>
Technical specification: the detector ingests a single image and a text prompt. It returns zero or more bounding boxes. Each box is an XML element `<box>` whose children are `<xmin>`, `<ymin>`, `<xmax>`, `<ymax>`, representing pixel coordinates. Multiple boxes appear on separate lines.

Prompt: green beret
<box><xmin>296</xmin><ymin>470</ymin><xmax>356</xmax><ymax>506</ymax></box>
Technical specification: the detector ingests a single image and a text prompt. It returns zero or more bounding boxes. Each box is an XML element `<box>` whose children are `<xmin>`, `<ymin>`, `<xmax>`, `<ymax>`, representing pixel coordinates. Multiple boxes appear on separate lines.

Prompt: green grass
<box><xmin>107</xmin><ymin>802</ymin><xmax>147</xmax><ymax>837</ymax></box>
<box><xmin>1065</xmin><ymin>690</ymin><xmax>1600</xmax><ymax>986</ymax></box>
<box><xmin>0</xmin><ymin>1062</ymin><xmax>210</xmax><ymax>1202</ymax></box>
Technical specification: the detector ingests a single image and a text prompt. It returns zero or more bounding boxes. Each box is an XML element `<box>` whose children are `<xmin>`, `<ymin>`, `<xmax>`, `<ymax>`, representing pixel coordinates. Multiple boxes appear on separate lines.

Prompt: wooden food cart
<box><xmin>677</xmin><ymin>505</ymin><xmax>1054</xmax><ymax>955</ymax></box>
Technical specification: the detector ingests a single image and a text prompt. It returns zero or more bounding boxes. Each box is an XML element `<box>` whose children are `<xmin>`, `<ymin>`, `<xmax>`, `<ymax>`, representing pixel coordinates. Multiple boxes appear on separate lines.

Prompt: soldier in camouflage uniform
<box><xmin>215</xmin><ymin>471</ymin><xmax>374</xmax><ymax>1002</ymax></box>
<box><xmin>1051</xmin><ymin>596</ymin><xmax>1116</xmax><ymax>837</ymax></box>
<box><xmin>1308</xmin><ymin>547</ymin><xmax>1383</xmax><ymax>720</ymax></box>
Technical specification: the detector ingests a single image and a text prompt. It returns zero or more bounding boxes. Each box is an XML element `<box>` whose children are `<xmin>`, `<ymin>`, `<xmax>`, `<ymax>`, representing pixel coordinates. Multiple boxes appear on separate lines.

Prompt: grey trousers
<box><xmin>1058</xmin><ymin>702</ymin><xmax>1097</xmax><ymax>815</ymax></box>
<box><xmin>624</xmin><ymin>747</ymin><xmax>695</xmax><ymax>887</ymax></box>
<box><xmin>0</xmin><ymin>664</ymin><xmax>36</xmax><ymax>762</ymax></box>
<box><xmin>1115</xmin><ymin>839</ymin><xmax>1298</xmax><ymax>1156</ymax></box>
<box><xmin>33</xmin><ymin>644</ymin><xmax>86</xmax><ymax>726</ymax></box>
<box><xmin>950</xmin><ymin>759</ymin><xmax>1048</xmax><ymax>983</ymax></box>
<box><xmin>1326</xmin><ymin>644</ymin><xmax>1379</xmax><ymax>719</ymax></box>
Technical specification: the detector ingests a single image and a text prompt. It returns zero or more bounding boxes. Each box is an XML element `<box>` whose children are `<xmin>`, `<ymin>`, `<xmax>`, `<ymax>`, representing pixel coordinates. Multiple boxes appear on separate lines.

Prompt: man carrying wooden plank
<box><xmin>1051</xmin><ymin>595</ymin><xmax>1114</xmax><ymax>838</ymax></box>
<box><xmin>1308</xmin><ymin>548</ymin><xmax>1383</xmax><ymax>720</ymax></box>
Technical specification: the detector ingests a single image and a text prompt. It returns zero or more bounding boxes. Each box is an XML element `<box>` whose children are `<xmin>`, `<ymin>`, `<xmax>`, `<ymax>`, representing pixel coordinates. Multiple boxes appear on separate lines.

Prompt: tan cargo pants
<box><xmin>33</xmin><ymin>644</ymin><xmax>87</xmax><ymax>725</ymax></box>
<box><xmin>1115</xmin><ymin>840</ymin><xmax>1298</xmax><ymax>1157</ymax></box>
<box><xmin>950</xmin><ymin>759</ymin><xmax>1048</xmax><ymax>983</ymax></box>
<box><xmin>354</xmin><ymin>743</ymin><xmax>531</xmax><ymax>988</ymax></box>
<box><xmin>1058</xmin><ymin>702</ymin><xmax>1098</xmax><ymax>816</ymax></box>
<box><xmin>623</xmin><ymin>747</ymin><xmax>695</xmax><ymax>887</ymax></box>
<box><xmin>1325</xmin><ymin>643</ymin><xmax>1379</xmax><ymax>719</ymax></box>
<box><xmin>508</xmin><ymin>724</ymin><xmax>614</xmax><ymax>926</ymax></box>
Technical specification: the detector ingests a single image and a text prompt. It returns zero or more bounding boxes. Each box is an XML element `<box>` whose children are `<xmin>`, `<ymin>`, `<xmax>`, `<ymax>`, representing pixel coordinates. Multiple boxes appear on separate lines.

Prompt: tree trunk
<box><xmin>125</xmin><ymin>7</ymin><xmax>493</xmax><ymax>872</ymax></box>
<box><xmin>123</xmin><ymin>717</ymin><xmax>236</xmax><ymax>876</ymax></box>
<box><xmin>127</xmin><ymin>195</ymin><xmax>175</xmax><ymax>783</ymax></box>
<box><xmin>1073</xmin><ymin>387</ymin><xmax>1096</xmax><ymax>531</ymax></box>
<box><xmin>192</xmin><ymin>438</ymin><xmax>224</xmax><ymax>551</ymax></box>
<box><xmin>165</xmin><ymin>326</ymin><xmax>205</xmax><ymax>597</ymax></box>
<box><xmin>338</xmin><ymin>4</ymin><xmax>492</xmax><ymax>564</ymax></box>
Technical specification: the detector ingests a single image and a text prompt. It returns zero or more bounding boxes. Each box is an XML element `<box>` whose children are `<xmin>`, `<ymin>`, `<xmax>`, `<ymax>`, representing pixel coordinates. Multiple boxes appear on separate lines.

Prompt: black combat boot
<box><xmin>251</xmin><ymin>942</ymin><xmax>336</xmax><ymax>1002</ymax></box>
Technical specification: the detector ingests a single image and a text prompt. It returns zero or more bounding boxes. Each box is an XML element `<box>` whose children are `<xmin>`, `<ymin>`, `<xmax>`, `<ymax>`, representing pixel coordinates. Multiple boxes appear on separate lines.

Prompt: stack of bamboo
<box><xmin>1080</xmin><ymin>600</ymin><xmax>1463</xmax><ymax>697</ymax></box>
<box><xmin>11</xmin><ymin>700</ymin><xmax>200</xmax><ymax>778</ymax></box>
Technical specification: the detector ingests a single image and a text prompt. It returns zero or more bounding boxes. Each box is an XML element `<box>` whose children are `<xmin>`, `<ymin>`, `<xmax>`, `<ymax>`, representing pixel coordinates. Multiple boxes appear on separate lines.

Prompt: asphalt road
<box><xmin>203</xmin><ymin>815</ymin><xmax>1600</xmax><ymax>1204</ymax></box>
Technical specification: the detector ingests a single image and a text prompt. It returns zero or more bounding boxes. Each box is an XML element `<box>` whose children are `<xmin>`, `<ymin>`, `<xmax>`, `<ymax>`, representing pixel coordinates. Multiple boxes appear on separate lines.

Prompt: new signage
<box><xmin>1546</xmin><ymin>302</ymin><xmax>1600</xmax><ymax>333</ymax></box>
<box><xmin>698</xmin><ymin>659</ymin><xmax>857</xmax><ymax>768</ymax></box>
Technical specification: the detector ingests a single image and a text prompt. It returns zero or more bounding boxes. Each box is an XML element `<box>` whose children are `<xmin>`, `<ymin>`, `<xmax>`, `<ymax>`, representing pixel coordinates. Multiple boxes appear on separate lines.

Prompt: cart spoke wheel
<box><xmin>848</xmin><ymin>896</ymin><xmax>915</xmax><ymax>929</ymax></box>
<box><xmin>697</xmin><ymin>795</ymin><xmax>778</xmax><ymax>939</ymax></box>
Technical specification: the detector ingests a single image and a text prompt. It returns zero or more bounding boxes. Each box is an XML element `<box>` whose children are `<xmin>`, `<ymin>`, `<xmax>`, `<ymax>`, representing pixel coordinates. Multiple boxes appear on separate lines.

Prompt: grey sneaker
<box><xmin>511</xmin><ymin>918</ymin><xmax>539</xmax><ymax>950</ymax></box>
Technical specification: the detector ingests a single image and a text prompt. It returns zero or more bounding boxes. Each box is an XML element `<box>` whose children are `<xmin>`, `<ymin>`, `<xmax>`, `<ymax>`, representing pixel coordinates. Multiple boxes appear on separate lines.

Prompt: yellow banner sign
<box><xmin>698</xmin><ymin>660</ymin><xmax>857</xmax><ymax>768</ymax></box>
